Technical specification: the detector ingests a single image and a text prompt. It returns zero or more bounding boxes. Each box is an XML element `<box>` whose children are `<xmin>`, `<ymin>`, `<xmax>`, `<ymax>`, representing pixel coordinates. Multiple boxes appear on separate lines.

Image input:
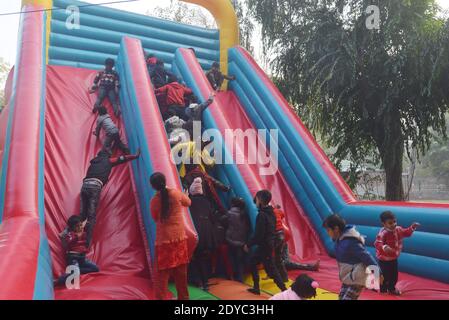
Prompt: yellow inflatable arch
<box><xmin>21</xmin><ymin>0</ymin><xmax>239</xmax><ymax>75</ymax></box>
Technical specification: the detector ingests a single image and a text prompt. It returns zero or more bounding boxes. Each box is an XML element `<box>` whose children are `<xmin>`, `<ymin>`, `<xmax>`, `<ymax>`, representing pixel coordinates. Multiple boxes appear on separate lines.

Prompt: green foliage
<box><xmin>233</xmin><ymin>0</ymin><xmax>256</xmax><ymax>55</ymax></box>
<box><xmin>0</xmin><ymin>57</ymin><xmax>11</xmax><ymax>108</ymax></box>
<box><xmin>421</xmin><ymin>116</ymin><xmax>449</xmax><ymax>187</ymax></box>
<box><xmin>150</xmin><ymin>1</ymin><xmax>216</xmax><ymax>29</ymax></box>
<box><xmin>248</xmin><ymin>0</ymin><xmax>449</xmax><ymax>200</ymax></box>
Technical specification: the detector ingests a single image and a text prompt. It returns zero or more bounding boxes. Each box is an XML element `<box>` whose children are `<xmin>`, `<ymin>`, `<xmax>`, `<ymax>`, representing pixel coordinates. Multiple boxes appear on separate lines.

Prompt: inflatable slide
<box><xmin>1</xmin><ymin>0</ymin><xmax>449</xmax><ymax>300</ymax></box>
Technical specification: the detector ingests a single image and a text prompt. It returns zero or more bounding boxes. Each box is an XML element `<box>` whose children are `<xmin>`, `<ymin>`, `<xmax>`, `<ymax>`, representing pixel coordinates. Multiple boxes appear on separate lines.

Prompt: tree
<box><xmin>149</xmin><ymin>0</ymin><xmax>216</xmax><ymax>29</ymax></box>
<box><xmin>247</xmin><ymin>0</ymin><xmax>449</xmax><ymax>200</ymax></box>
<box><xmin>233</xmin><ymin>0</ymin><xmax>255</xmax><ymax>55</ymax></box>
<box><xmin>150</xmin><ymin>1</ymin><xmax>255</xmax><ymax>55</ymax></box>
<box><xmin>420</xmin><ymin>115</ymin><xmax>449</xmax><ymax>188</ymax></box>
<box><xmin>0</xmin><ymin>57</ymin><xmax>11</xmax><ymax>109</ymax></box>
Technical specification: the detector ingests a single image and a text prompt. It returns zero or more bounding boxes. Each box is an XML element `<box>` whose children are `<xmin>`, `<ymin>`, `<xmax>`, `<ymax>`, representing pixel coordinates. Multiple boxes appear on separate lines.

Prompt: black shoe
<box><xmin>388</xmin><ymin>288</ymin><xmax>401</xmax><ymax>296</ymax></box>
<box><xmin>247</xmin><ymin>288</ymin><xmax>260</xmax><ymax>295</ymax></box>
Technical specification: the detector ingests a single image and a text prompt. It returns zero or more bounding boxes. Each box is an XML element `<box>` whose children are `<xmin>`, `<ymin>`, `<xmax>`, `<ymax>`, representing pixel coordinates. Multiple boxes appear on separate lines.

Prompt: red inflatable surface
<box><xmin>45</xmin><ymin>65</ymin><xmax>153</xmax><ymax>300</ymax></box>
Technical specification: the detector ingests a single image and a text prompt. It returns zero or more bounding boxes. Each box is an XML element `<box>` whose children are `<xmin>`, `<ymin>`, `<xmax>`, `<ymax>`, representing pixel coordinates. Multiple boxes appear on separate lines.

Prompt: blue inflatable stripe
<box><xmin>341</xmin><ymin>205</ymin><xmax>449</xmax><ymax>235</ymax></box>
<box><xmin>49</xmin><ymin>38</ymin><xmax>212</xmax><ymax>70</ymax></box>
<box><xmin>229</xmin><ymin>49</ymin><xmax>346</xmax><ymax>212</ymax></box>
<box><xmin>33</xmin><ymin>11</ymin><xmax>54</xmax><ymax>300</ymax></box>
<box><xmin>53</xmin><ymin>0</ymin><xmax>219</xmax><ymax>40</ymax></box>
<box><xmin>51</xmin><ymin>10</ymin><xmax>219</xmax><ymax>51</ymax></box>
<box><xmin>49</xmin><ymin>59</ymin><xmax>104</xmax><ymax>70</ymax></box>
<box><xmin>50</xmin><ymin>33</ymin><xmax>220</xmax><ymax>62</ymax></box>
<box><xmin>116</xmin><ymin>40</ymin><xmax>157</xmax><ymax>261</ymax></box>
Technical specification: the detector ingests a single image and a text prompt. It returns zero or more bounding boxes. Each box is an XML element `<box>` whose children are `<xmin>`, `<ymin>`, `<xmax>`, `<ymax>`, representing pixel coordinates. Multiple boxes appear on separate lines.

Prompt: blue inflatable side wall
<box><xmin>49</xmin><ymin>0</ymin><xmax>219</xmax><ymax>71</ymax></box>
<box><xmin>228</xmin><ymin>47</ymin><xmax>449</xmax><ymax>284</ymax></box>
<box><xmin>116</xmin><ymin>38</ymin><xmax>156</xmax><ymax>262</ymax></box>
<box><xmin>171</xmin><ymin>50</ymin><xmax>261</xmax><ymax>230</ymax></box>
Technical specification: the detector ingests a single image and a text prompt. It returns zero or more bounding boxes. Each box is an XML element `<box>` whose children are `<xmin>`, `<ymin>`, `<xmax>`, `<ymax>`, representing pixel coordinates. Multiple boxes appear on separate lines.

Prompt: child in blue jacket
<box><xmin>323</xmin><ymin>214</ymin><xmax>380</xmax><ymax>300</ymax></box>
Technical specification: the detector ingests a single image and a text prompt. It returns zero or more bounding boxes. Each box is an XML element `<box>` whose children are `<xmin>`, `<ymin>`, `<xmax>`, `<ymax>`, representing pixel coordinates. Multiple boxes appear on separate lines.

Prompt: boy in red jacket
<box><xmin>55</xmin><ymin>215</ymin><xmax>99</xmax><ymax>287</ymax></box>
<box><xmin>154</xmin><ymin>75</ymin><xmax>193</xmax><ymax>121</ymax></box>
<box><xmin>374</xmin><ymin>211</ymin><xmax>419</xmax><ymax>295</ymax></box>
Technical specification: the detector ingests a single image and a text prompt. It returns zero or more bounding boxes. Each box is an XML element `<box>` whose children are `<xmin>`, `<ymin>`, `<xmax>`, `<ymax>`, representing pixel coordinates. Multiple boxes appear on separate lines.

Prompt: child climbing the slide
<box><xmin>185</xmin><ymin>94</ymin><xmax>215</xmax><ymax>123</ymax></box>
<box><xmin>206</xmin><ymin>62</ymin><xmax>236</xmax><ymax>91</ymax></box>
<box><xmin>150</xmin><ymin>172</ymin><xmax>192</xmax><ymax>300</ymax></box>
<box><xmin>55</xmin><ymin>215</ymin><xmax>99</xmax><ymax>287</ymax></box>
<box><xmin>165</xmin><ymin>111</ymin><xmax>187</xmax><ymax>146</ymax></box>
<box><xmin>270</xmin><ymin>274</ymin><xmax>319</xmax><ymax>300</ymax></box>
<box><xmin>80</xmin><ymin>149</ymin><xmax>141</xmax><ymax>247</ymax></box>
<box><xmin>146</xmin><ymin>53</ymin><xmax>158</xmax><ymax>75</ymax></box>
<box><xmin>155</xmin><ymin>75</ymin><xmax>194</xmax><ymax>121</ymax></box>
<box><xmin>323</xmin><ymin>214</ymin><xmax>380</xmax><ymax>300</ymax></box>
<box><xmin>90</xmin><ymin>58</ymin><xmax>121</xmax><ymax>117</ymax></box>
<box><xmin>150</xmin><ymin>59</ymin><xmax>175</xmax><ymax>89</ymax></box>
<box><xmin>94</xmin><ymin>106</ymin><xmax>130</xmax><ymax>155</ymax></box>
<box><xmin>244</xmin><ymin>190</ymin><xmax>287</xmax><ymax>295</ymax></box>
<box><xmin>375</xmin><ymin>211</ymin><xmax>420</xmax><ymax>296</ymax></box>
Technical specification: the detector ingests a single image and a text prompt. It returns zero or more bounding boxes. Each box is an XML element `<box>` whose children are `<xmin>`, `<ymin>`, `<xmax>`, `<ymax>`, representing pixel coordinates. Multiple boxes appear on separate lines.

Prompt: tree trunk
<box><xmin>382</xmin><ymin>146</ymin><xmax>405</xmax><ymax>201</ymax></box>
<box><xmin>374</xmin><ymin>112</ymin><xmax>405</xmax><ymax>201</ymax></box>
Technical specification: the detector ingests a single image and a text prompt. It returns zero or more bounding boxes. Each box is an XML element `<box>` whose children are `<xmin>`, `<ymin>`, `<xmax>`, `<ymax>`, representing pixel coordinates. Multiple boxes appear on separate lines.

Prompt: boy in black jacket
<box><xmin>80</xmin><ymin>149</ymin><xmax>141</xmax><ymax>246</ymax></box>
<box><xmin>244</xmin><ymin>190</ymin><xmax>287</xmax><ymax>295</ymax></box>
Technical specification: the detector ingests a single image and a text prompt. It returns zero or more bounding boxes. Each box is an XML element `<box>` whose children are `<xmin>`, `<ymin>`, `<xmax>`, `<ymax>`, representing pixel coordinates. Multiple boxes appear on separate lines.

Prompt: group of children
<box><xmin>55</xmin><ymin>58</ymin><xmax>141</xmax><ymax>287</ymax></box>
<box><xmin>323</xmin><ymin>211</ymin><xmax>420</xmax><ymax>300</ymax></box>
<box><xmin>53</xmin><ymin>55</ymin><xmax>420</xmax><ymax>302</ymax></box>
<box><xmin>144</xmin><ymin>53</ymin><xmax>422</xmax><ymax>301</ymax></box>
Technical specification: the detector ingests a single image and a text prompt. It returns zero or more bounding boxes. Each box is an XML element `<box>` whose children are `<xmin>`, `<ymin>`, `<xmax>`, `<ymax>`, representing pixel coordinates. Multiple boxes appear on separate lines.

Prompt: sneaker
<box><xmin>388</xmin><ymin>288</ymin><xmax>401</xmax><ymax>296</ymax></box>
<box><xmin>247</xmin><ymin>288</ymin><xmax>260</xmax><ymax>295</ymax></box>
<box><xmin>312</xmin><ymin>260</ymin><xmax>320</xmax><ymax>271</ymax></box>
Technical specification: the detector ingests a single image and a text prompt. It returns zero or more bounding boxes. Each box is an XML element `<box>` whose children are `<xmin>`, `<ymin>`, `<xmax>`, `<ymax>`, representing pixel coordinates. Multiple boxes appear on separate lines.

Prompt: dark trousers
<box><xmin>80</xmin><ymin>183</ymin><xmax>102</xmax><ymax>247</ymax></box>
<box><xmin>378</xmin><ymin>259</ymin><xmax>398</xmax><ymax>292</ymax></box>
<box><xmin>168</xmin><ymin>105</ymin><xmax>188</xmax><ymax>121</ymax></box>
<box><xmin>56</xmin><ymin>253</ymin><xmax>99</xmax><ymax>287</ymax></box>
<box><xmin>228</xmin><ymin>245</ymin><xmax>247</xmax><ymax>283</ymax></box>
<box><xmin>282</xmin><ymin>244</ymin><xmax>317</xmax><ymax>271</ymax></box>
<box><xmin>103</xmin><ymin>132</ymin><xmax>130</xmax><ymax>155</ymax></box>
<box><xmin>190</xmin><ymin>251</ymin><xmax>212</xmax><ymax>289</ymax></box>
<box><xmin>94</xmin><ymin>87</ymin><xmax>120</xmax><ymax>115</ymax></box>
<box><xmin>249</xmin><ymin>246</ymin><xmax>286</xmax><ymax>291</ymax></box>
<box><xmin>273</xmin><ymin>232</ymin><xmax>289</xmax><ymax>282</ymax></box>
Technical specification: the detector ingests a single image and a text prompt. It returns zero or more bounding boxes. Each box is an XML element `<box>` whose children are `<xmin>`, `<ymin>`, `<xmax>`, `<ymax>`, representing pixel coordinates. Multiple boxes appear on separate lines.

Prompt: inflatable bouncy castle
<box><xmin>1</xmin><ymin>0</ymin><xmax>449</xmax><ymax>300</ymax></box>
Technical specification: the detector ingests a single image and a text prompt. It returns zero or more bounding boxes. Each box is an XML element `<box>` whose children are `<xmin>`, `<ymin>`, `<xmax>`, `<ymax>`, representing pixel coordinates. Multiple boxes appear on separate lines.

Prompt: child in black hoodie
<box><xmin>244</xmin><ymin>190</ymin><xmax>287</xmax><ymax>295</ymax></box>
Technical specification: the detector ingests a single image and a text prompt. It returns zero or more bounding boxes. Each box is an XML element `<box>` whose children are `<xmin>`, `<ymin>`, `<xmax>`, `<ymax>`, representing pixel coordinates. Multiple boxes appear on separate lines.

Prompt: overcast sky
<box><xmin>1</xmin><ymin>0</ymin><xmax>449</xmax><ymax>65</ymax></box>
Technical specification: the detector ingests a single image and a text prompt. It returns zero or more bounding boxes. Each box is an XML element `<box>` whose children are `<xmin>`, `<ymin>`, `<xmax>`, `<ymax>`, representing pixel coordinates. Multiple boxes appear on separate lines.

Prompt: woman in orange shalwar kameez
<box><xmin>150</xmin><ymin>172</ymin><xmax>192</xmax><ymax>300</ymax></box>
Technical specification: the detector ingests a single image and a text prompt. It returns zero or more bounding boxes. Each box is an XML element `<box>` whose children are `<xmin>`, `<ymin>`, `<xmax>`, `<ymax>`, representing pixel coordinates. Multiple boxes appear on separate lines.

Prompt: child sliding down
<box><xmin>55</xmin><ymin>215</ymin><xmax>99</xmax><ymax>287</ymax></box>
